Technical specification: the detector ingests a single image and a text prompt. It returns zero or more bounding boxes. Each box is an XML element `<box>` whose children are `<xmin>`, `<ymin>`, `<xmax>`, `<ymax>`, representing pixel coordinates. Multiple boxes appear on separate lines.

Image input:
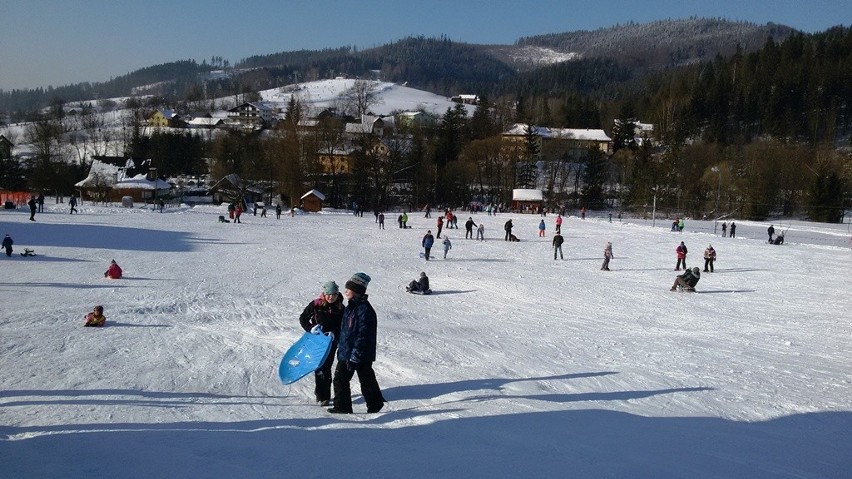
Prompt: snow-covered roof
<box><xmin>74</xmin><ymin>159</ymin><xmax>123</xmax><ymax>188</ymax></box>
<box><xmin>187</xmin><ymin>117</ymin><xmax>224</xmax><ymax>127</ymax></box>
<box><xmin>512</xmin><ymin>189</ymin><xmax>543</xmax><ymax>201</ymax></box>
<box><xmin>301</xmin><ymin>189</ymin><xmax>325</xmax><ymax>201</ymax></box>
<box><xmin>114</xmin><ymin>174</ymin><xmax>172</xmax><ymax>191</ymax></box>
<box><xmin>504</xmin><ymin>123</ymin><xmax>611</xmax><ymax>142</ymax></box>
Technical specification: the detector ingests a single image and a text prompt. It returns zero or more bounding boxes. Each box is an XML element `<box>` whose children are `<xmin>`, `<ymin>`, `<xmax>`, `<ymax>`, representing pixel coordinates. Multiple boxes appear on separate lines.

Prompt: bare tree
<box><xmin>341</xmin><ymin>79</ymin><xmax>380</xmax><ymax>117</ymax></box>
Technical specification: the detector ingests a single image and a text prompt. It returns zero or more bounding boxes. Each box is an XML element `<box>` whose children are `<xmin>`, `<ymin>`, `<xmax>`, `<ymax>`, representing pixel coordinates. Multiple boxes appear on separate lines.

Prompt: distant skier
<box><xmin>671</xmin><ymin>267</ymin><xmax>701</xmax><ymax>292</ymax></box>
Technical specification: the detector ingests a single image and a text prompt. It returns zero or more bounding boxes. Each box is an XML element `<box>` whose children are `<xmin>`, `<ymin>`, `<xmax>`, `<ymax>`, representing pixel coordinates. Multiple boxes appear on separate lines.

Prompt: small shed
<box><xmin>300</xmin><ymin>189</ymin><xmax>326</xmax><ymax>212</ymax></box>
<box><xmin>512</xmin><ymin>189</ymin><xmax>544</xmax><ymax>213</ymax></box>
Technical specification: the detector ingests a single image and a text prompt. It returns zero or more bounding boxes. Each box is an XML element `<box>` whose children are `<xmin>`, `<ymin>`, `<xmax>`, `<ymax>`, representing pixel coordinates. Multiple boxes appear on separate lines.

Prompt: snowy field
<box><xmin>1</xmin><ymin>202</ymin><xmax>850</xmax><ymax>478</ymax></box>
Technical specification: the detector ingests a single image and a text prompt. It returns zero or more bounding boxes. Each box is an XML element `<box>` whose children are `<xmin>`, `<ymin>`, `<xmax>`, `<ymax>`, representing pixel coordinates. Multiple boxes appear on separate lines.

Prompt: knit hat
<box><xmin>420</xmin><ymin>271</ymin><xmax>427</xmax><ymax>278</ymax></box>
<box><xmin>345</xmin><ymin>272</ymin><xmax>371</xmax><ymax>295</ymax></box>
<box><xmin>322</xmin><ymin>281</ymin><xmax>339</xmax><ymax>295</ymax></box>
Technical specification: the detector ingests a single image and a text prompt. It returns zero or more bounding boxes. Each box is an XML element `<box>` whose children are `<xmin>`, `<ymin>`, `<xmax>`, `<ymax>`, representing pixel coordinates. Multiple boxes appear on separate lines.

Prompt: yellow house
<box><xmin>148</xmin><ymin>109</ymin><xmax>181</xmax><ymax>128</ymax></box>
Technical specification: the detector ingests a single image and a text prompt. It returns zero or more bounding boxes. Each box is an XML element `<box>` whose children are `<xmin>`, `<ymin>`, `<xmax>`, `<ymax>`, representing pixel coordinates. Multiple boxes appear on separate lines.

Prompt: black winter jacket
<box><xmin>298</xmin><ymin>295</ymin><xmax>343</xmax><ymax>337</ymax></box>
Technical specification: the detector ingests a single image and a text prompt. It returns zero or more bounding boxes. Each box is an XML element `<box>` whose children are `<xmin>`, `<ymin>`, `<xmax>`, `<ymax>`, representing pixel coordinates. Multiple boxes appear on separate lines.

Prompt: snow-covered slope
<box><xmin>1</xmin><ymin>204</ymin><xmax>850</xmax><ymax>478</ymax></box>
<box><xmin>260</xmin><ymin>78</ymin><xmax>473</xmax><ymax>116</ymax></box>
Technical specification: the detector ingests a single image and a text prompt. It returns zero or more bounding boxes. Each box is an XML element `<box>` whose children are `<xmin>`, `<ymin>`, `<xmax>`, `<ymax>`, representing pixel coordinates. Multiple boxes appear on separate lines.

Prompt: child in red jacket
<box><xmin>104</xmin><ymin>260</ymin><xmax>123</xmax><ymax>279</ymax></box>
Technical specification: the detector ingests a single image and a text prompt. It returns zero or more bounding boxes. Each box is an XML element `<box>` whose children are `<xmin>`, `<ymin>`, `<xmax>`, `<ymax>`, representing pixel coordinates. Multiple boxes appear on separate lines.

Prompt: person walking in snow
<box><xmin>442</xmin><ymin>236</ymin><xmax>452</xmax><ymax>259</ymax></box>
<box><xmin>476</xmin><ymin>223</ymin><xmax>485</xmax><ymax>241</ymax></box>
<box><xmin>69</xmin><ymin>196</ymin><xmax>78</xmax><ymax>214</ymax></box>
<box><xmin>767</xmin><ymin>225</ymin><xmax>775</xmax><ymax>243</ymax></box>
<box><xmin>601</xmin><ymin>242</ymin><xmax>613</xmax><ymax>271</ymax></box>
<box><xmin>2</xmin><ymin>233</ymin><xmax>13</xmax><ymax>257</ymax></box>
<box><xmin>465</xmin><ymin>217</ymin><xmax>477</xmax><ymax>239</ymax></box>
<box><xmin>538</xmin><ymin>219</ymin><xmax>546</xmax><ymax>237</ymax></box>
<box><xmin>729</xmin><ymin>222</ymin><xmax>736</xmax><ymax>238</ymax></box>
<box><xmin>234</xmin><ymin>203</ymin><xmax>242</xmax><ymax>223</ymax></box>
<box><xmin>28</xmin><ymin>195</ymin><xmax>36</xmax><ymax>221</ymax></box>
<box><xmin>36</xmin><ymin>193</ymin><xmax>44</xmax><ymax>213</ymax></box>
<box><xmin>436</xmin><ymin>216</ymin><xmax>444</xmax><ymax>239</ymax></box>
<box><xmin>552</xmin><ymin>232</ymin><xmax>564</xmax><ymax>260</ymax></box>
<box><xmin>328</xmin><ymin>272</ymin><xmax>386</xmax><ymax>414</ymax></box>
<box><xmin>378</xmin><ymin>212</ymin><xmax>385</xmax><ymax>229</ymax></box>
<box><xmin>401</xmin><ymin>211</ymin><xmax>408</xmax><ymax>229</ymax></box>
<box><xmin>721</xmin><ymin>221</ymin><xmax>727</xmax><ymax>237</ymax></box>
<box><xmin>422</xmin><ymin>230</ymin><xmax>434</xmax><ymax>260</ymax></box>
<box><xmin>424</xmin><ymin>204</ymin><xmax>431</xmax><ymax>218</ymax></box>
<box><xmin>675</xmin><ymin>241</ymin><xmax>688</xmax><ymax>271</ymax></box>
<box><xmin>299</xmin><ymin>281</ymin><xmax>344</xmax><ymax>406</ymax></box>
<box><xmin>504</xmin><ymin>219</ymin><xmax>513</xmax><ymax>241</ymax></box>
<box><xmin>276</xmin><ymin>203</ymin><xmax>282</xmax><ymax>219</ymax></box>
<box><xmin>555</xmin><ymin>214</ymin><xmax>563</xmax><ymax>234</ymax></box>
<box><xmin>703</xmin><ymin>245</ymin><xmax>716</xmax><ymax>272</ymax></box>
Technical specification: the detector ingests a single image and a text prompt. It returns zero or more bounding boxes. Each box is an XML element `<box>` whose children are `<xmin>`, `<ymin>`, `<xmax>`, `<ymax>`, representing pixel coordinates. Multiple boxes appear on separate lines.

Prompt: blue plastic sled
<box><xmin>278</xmin><ymin>328</ymin><xmax>334</xmax><ymax>385</ymax></box>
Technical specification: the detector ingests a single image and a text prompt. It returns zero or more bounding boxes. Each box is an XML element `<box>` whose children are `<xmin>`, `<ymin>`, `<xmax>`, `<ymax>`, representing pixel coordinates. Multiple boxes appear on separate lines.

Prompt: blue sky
<box><xmin>1</xmin><ymin>0</ymin><xmax>850</xmax><ymax>91</ymax></box>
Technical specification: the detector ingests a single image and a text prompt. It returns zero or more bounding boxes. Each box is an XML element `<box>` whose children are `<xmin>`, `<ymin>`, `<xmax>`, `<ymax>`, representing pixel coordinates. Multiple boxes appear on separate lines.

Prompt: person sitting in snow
<box><xmin>406</xmin><ymin>272</ymin><xmax>431</xmax><ymax>294</ymax></box>
<box><xmin>671</xmin><ymin>267</ymin><xmax>701</xmax><ymax>292</ymax></box>
<box><xmin>84</xmin><ymin>305</ymin><xmax>106</xmax><ymax>327</ymax></box>
<box><xmin>104</xmin><ymin>259</ymin><xmax>123</xmax><ymax>279</ymax></box>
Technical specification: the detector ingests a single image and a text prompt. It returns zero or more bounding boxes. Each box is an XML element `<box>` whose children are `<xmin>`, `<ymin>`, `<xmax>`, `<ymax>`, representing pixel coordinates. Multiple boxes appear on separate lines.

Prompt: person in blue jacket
<box><xmin>328</xmin><ymin>272</ymin><xmax>386</xmax><ymax>414</ymax></box>
<box><xmin>422</xmin><ymin>230</ymin><xmax>434</xmax><ymax>260</ymax></box>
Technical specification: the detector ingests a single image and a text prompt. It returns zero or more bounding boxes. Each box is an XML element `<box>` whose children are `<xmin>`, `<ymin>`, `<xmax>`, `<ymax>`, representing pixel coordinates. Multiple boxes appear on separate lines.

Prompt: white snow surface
<box><xmin>1</xmin><ymin>204</ymin><xmax>851</xmax><ymax>478</ymax></box>
<box><xmin>260</xmin><ymin>79</ymin><xmax>474</xmax><ymax>117</ymax></box>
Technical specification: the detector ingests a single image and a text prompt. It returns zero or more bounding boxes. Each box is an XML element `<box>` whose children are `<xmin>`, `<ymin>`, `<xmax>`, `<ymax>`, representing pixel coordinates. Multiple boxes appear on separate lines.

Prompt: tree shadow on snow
<box><xmin>428</xmin><ymin>289</ymin><xmax>477</xmax><ymax>295</ymax></box>
<box><xmin>0</xmin><ymin>221</ymin><xmax>198</xmax><ymax>252</ymax></box>
<box><xmin>1</xmin><ymin>398</ymin><xmax>849</xmax><ymax>477</ymax></box>
<box><xmin>696</xmin><ymin>289</ymin><xmax>757</xmax><ymax>294</ymax></box>
<box><xmin>105</xmin><ymin>322</ymin><xmax>172</xmax><ymax>328</ymax></box>
<box><xmin>3</xmin><ymin>256</ymin><xmax>92</xmax><ymax>263</ymax></box>
<box><xmin>383</xmin><ymin>372</ymin><xmax>618</xmax><ymax>401</ymax></box>
<box><xmin>0</xmin><ymin>282</ymin><xmax>131</xmax><ymax>290</ymax></box>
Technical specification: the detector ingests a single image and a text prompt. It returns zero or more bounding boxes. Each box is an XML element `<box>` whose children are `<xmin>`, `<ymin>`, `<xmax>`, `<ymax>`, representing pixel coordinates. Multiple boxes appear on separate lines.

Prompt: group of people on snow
<box><xmin>298</xmin><ymin>273</ymin><xmax>386</xmax><ymax>414</ymax></box>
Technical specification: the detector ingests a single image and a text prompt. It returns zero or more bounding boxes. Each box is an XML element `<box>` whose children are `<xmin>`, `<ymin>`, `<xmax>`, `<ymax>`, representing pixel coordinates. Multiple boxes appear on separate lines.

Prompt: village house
<box><xmin>228</xmin><ymin>102</ymin><xmax>274</xmax><ymax>129</ymax></box>
<box><xmin>148</xmin><ymin>109</ymin><xmax>184</xmax><ymax>128</ymax></box>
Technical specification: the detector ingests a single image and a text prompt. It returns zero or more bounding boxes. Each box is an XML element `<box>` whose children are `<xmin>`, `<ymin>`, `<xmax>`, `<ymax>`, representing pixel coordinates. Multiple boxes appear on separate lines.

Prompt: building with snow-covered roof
<box><xmin>148</xmin><ymin>109</ymin><xmax>183</xmax><ymax>128</ymax></box>
<box><xmin>345</xmin><ymin>115</ymin><xmax>395</xmax><ymax>137</ymax></box>
<box><xmin>228</xmin><ymin>102</ymin><xmax>274</xmax><ymax>129</ymax></box>
<box><xmin>300</xmin><ymin>189</ymin><xmax>326</xmax><ymax>212</ymax></box>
